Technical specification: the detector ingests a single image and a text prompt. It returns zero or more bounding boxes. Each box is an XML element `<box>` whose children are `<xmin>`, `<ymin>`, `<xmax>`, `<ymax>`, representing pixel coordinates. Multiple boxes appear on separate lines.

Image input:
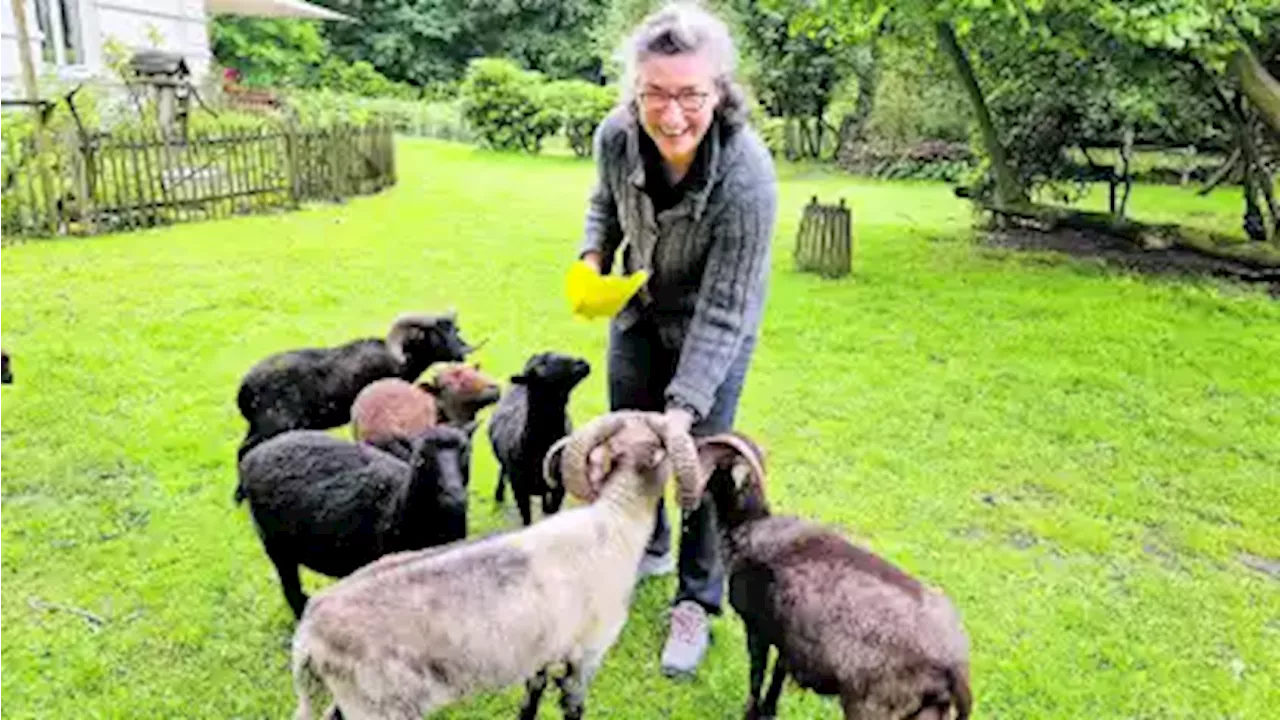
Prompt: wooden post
<box><xmin>792</xmin><ymin>196</ymin><xmax>854</xmax><ymax>279</ymax></box>
<box><xmin>71</xmin><ymin>131</ymin><xmax>95</xmax><ymax>233</ymax></box>
<box><xmin>11</xmin><ymin>0</ymin><xmax>58</xmax><ymax>235</ymax></box>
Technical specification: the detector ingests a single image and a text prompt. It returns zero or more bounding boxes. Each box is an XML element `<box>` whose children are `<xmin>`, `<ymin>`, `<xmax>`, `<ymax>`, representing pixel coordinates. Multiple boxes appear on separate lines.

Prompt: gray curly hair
<box><xmin>617</xmin><ymin>2</ymin><xmax>750</xmax><ymax>128</ymax></box>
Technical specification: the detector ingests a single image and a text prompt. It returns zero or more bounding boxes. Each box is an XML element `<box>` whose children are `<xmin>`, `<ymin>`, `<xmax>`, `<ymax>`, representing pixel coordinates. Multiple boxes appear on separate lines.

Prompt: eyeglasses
<box><xmin>638</xmin><ymin>89</ymin><xmax>711</xmax><ymax>112</ymax></box>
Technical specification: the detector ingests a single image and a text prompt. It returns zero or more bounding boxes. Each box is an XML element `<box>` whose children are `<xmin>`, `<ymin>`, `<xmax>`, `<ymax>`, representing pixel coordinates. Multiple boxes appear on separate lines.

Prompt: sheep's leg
<box><xmin>269</xmin><ymin>551</ymin><xmax>309</xmax><ymax>619</ymax></box>
<box><xmin>839</xmin><ymin>695</ymin><xmax>893</xmax><ymax>720</ymax></box>
<box><xmin>515</xmin><ymin>488</ymin><xmax>534</xmax><ymax>527</ymax></box>
<box><xmin>543</xmin><ymin>483</ymin><xmax>565</xmax><ymax>516</ymax></box>
<box><xmin>760</xmin><ymin>654</ymin><xmax>788</xmax><ymax>718</ymax></box>
<box><xmin>554</xmin><ymin>662</ymin><xmax>586</xmax><ymax>720</ymax></box>
<box><xmin>494</xmin><ymin>469</ymin><xmax>507</xmax><ymax>504</ymax></box>
<box><xmin>517</xmin><ymin>668</ymin><xmax>549</xmax><ymax>720</ymax></box>
<box><xmin>744</xmin><ymin>630</ymin><xmax>770</xmax><ymax>719</ymax></box>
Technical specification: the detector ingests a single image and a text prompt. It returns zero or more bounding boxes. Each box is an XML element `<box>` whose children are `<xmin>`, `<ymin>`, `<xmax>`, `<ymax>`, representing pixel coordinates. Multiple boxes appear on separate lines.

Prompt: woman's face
<box><xmin>635</xmin><ymin>51</ymin><xmax>720</xmax><ymax>165</ymax></box>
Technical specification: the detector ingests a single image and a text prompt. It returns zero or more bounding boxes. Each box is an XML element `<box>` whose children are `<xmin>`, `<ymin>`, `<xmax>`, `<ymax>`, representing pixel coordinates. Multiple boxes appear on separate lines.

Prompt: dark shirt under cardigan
<box><xmin>578</xmin><ymin>107</ymin><xmax>778</xmax><ymax>422</ymax></box>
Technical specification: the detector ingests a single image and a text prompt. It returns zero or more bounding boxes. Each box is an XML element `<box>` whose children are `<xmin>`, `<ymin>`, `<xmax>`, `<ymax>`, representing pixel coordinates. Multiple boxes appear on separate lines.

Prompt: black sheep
<box><xmin>235</xmin><ymin>311</ymin><xmax>477</xmax><ymax>459</ymax></box>
<box><xmin>235</xmin><ymin>422</ymin><xmax>477</xmax><ymax>619</ymax></box>
<box><xmin>487</xmin><ymin>351</ymin><xmax>591</xmax><ymax>526</ymax></box>
<box><xmin>699</xmin><ymin>432</ymin><xmax>973</xmax><ymax>720</ymax></box>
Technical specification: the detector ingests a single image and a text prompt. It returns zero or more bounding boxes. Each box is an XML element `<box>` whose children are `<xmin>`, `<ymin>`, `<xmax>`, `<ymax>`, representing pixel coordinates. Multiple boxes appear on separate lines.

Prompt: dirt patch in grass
<box><xmin>981</xmin><ymin>227</ymin><xmax>1280</xmax><ymax>297</ymax></box>
<box><xmin>1239</xmin><ymin>553</ymin><xmax>1280</xmax><ymax>581</ymax></box>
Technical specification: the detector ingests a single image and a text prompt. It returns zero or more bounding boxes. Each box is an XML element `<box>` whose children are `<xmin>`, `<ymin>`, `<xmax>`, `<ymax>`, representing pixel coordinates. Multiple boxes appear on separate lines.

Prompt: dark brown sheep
<box><xmin>699</xmin><ymin>433</ymin><xmax>972</xmax><ymax>720</ymax></box>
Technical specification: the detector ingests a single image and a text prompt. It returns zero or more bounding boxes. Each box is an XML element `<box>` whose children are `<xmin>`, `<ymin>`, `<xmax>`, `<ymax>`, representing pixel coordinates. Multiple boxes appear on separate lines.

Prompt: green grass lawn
<box><xmin>2</xmin><ymin>137</ymin><xmax>1277</xmax><ymax>719</ymax></box>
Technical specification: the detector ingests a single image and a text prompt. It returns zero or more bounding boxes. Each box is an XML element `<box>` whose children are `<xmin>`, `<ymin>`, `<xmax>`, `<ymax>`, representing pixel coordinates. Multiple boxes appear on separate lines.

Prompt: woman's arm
<box><xmin>664</xmin><ymin>177</ymin><xmax>777</xmax><ymax>422</ymax></box>
<box><xmin>578</xmin><ymin>123</ymin><xmax>624</xmax><ymax>274</ymax></box>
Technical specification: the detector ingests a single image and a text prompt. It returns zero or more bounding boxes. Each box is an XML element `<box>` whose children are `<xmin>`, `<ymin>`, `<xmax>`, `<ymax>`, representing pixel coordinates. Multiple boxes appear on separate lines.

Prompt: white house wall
<box><xmin>95</xmin><ymin>0</ymin><xmax>210</xmax><ymax>75</ymax></box>
<box><xmin>0</xmin><ymin>0</ymin><xmax>48</xmax><ymax>99</ymax></box>
<box><xmin>1</xmin><ymin>0</ymin><xmax>212</xmax><ymax>100</ymax></box>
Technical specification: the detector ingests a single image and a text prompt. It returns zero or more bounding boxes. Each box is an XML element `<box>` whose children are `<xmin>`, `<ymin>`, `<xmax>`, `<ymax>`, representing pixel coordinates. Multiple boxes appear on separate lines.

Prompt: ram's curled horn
<box><xmin>559</xmin><ymin>411</ymin><xmax>640</xmax><ymax>501</ymax></box>
<box><xmin>385</xmin><ymin>313</ymin><xmax>430</xmax><ymax>364</ymax></box>
<box><xmin>645</xmin><ymin>414</ymin><xmax>705</xmax><ymax>509</ymax></box>
<box><xmin>697</xmin><ymin>433</ymin><xmax>766</xmax><ymax>494</ymax></box>
<box><xmin>542</xmin><ymin>435</ymin><xmax>574</xmax><ymax>493</ymax></box>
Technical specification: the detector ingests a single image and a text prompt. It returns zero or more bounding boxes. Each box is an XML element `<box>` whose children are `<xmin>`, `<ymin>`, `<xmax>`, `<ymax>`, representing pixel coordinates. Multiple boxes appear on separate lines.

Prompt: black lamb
<box><xmin>234</xmin><ymin>422</ymin><xmax>477</xmax><ymax>619</ymax></box>
<box><xmin>699</xmin><ymin>432</ymin><xmax>973</xmax><ymax>720</ymax></box>
<box><xmin>235</xmin><ymin>311</ymin><xmax>476</xmax><ymax>459</ymax></box>
<box><xmin>487</xmin><ymin>351</ymin><xmax>591</xmax><ymax>526</ymax></box>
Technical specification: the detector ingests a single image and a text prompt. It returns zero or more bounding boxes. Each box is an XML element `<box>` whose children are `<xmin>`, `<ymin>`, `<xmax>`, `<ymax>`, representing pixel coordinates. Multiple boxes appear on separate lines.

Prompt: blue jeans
<box><xmin>607</xmin><ymin>317</ymin><xmax>756</xmax><ymax>615</ymax></box>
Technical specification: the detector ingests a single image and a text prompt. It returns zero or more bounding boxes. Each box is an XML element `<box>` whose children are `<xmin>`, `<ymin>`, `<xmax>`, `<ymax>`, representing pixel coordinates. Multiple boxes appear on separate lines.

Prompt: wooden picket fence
<box><xmin>1</xmin><ymin>123</ymin><xmax>395</xmax><ymax>241</ymax></box>
<box><xmin>794</xmin><ymin>196</ymin><xmax>853</xmax><ymax>278</ymax></box>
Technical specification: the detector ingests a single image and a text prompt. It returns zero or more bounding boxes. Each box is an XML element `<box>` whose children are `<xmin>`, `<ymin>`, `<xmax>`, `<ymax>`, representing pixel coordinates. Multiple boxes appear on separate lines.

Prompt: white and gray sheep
<box><xmin>234</xmin><ymin>423</ymin><xmax>477</xmax><ymax>619</ymax></box>
<box><xmin>699</xmin><ymin>432</ymin><xmax>973</xmax><ymax>720</ymax></box>
<box><xmin>289</xmin><ymin>410</ymin><xmax>705</xmax><ymax>720</ymax></box>
<box><xmin>487</xmin><ymin>351</ymin><xmax>591</xmax><ymax>526</ymax></box>
<box><xmin>235</xmin><ymin>311</ymin><xmax>478</xmax><ymax>459</ymax></box>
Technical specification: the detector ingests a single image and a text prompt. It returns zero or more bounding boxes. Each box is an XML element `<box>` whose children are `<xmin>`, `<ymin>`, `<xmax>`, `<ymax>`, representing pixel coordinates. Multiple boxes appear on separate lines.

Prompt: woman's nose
<box><xmin>659</xmin><ymin>100</ymin><xmax>684</xmax><ymax>125</ymax></box>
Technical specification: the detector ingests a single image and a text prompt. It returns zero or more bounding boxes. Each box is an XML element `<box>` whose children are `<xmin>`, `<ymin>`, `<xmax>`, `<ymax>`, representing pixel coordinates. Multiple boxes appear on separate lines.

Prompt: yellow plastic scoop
<box><xmin>565</xmin><ymin>260</ymin><xmax>649</xmax><ymax>319</ymax></box>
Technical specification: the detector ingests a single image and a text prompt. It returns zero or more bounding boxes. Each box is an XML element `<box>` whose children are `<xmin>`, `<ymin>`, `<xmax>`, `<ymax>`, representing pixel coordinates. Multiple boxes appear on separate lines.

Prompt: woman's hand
<box><xmin>663</xmin><ymin>406</ymin><xmax>695</xmax><ymax>435</ymax></box>
<box><xmin>565</xmin><ymin>258</ymin><xmax>648</xmax><ymax>320</ymax></box>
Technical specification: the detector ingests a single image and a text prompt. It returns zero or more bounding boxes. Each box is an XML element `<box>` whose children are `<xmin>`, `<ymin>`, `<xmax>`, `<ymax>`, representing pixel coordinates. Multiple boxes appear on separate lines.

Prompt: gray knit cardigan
<box><xmin>578</xmin><ymin>106</ymin><xmax>778</xmax><ymax>421</ymax></box>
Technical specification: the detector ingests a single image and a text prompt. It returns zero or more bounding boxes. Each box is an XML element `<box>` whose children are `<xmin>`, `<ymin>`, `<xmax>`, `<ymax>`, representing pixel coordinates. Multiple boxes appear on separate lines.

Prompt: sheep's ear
<box><xmin>419</xmin><ymin>380</ymin><xmax>442</xmax><ymax>396</ymax></box>
<box><xmin>650</xmin><ymin>446</ymin><xmax>668</xmax><ymax>469</ymax></box>
<box><xmin>509</xmin><ymin>374</ymin><xmax>529</xmax><ymax>385</ymax></box>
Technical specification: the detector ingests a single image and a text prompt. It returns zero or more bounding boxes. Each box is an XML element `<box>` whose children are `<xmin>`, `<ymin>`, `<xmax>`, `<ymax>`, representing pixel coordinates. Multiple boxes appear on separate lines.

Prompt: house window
<box><xmin>33</xmin><ymin>0</ymin><xmax>84</xmax><ymax>67</ymax></box>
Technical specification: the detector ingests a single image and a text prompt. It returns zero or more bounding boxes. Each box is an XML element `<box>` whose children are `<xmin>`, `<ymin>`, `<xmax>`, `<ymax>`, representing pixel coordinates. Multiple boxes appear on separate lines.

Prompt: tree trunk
<box><xmin>979</xmin><ymin>201</ymin><xmax>1280</xmax><ymax>271</ymax></box>
<box><xmin>1232</xmin><ymin>47</ymin><xmax>1280</xmax><ymax>137</ymax></box>
<box><xmin>797</xmin><ymin>118</ymin><xmax>816</xmax><ymax>159</ymax></box>
<box><xmin>1196</xmin><ymin>58</ymin><xmax>1279</xmax><ymax>243</ymax></box>
<box><xmin>1118</xmin><ymin>127</ymin><xmax>1134</xmax><ymax>220</ymax></box>
<box><xmin>1233</xmin><ymin>108</ymin><xmax>1278</xmax><ymax>244</ymax></box>
<box><xmin>784</xmin><ymin>117</ymin><xmax>799</xmax><ymax>161</ymax></box>
<box><xmin>935</xmin><ymin>20</ymin><xmax>1024</xmax><ymax>206</ymax></box>
<box><xmin>1198</xmin><ymin>147</ymin><xmax>1241</xmax><ymax>196</ymax></box>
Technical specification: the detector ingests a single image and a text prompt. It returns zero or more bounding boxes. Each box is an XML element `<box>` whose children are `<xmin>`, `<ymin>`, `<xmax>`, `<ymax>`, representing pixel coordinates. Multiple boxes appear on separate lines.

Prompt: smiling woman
<box><xmin>574</xmin><ymin>1</ymin><xmax>779</xmax><ymax>680</ymax></box>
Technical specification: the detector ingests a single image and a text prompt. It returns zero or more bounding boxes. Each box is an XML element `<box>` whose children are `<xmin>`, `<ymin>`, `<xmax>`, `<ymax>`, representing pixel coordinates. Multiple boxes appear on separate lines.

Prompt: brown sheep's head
<box><xmin>698</xmin><ymin>432</ymin><xmax>769</xmax><ymax>528</ymax></box>
<box><xmin>420</xmin><ymin>363</ymin><xmax>501</xmax><ymax>424</ymax></box>
<box><xmin>544</xmin><ymin>411</ymin><xmax>704</xmax><ymax>509</ymax></box>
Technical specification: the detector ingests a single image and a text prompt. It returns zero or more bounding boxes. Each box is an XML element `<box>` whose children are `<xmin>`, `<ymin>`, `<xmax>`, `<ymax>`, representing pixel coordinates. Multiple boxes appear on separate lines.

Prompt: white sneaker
<box><xmin>660</xmin><ymin>601</ymin><xmax>710</xmax><ymax>678</ymax></box>
<box><xmin>637</xmin><ymin>551</ymin><xmax>675</xmax><ymax>579</ymax></box>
